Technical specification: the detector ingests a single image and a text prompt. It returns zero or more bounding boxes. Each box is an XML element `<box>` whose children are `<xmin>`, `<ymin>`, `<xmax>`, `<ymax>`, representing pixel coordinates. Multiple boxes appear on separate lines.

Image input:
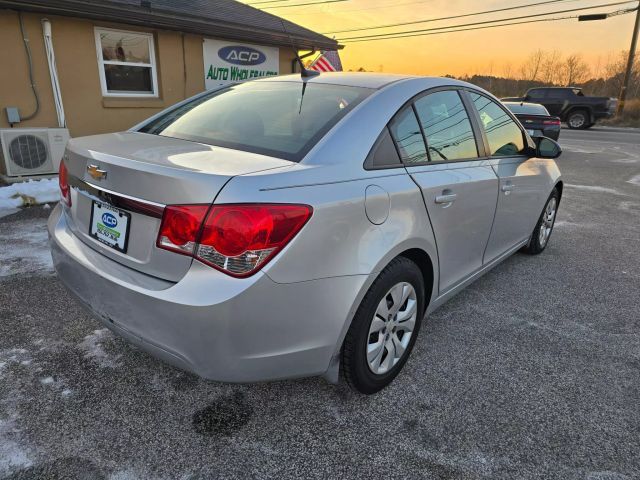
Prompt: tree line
<box><xmin>454</xmin><ymin>49</ymin><xmax>640</xmax><ymax>99</ymax></box>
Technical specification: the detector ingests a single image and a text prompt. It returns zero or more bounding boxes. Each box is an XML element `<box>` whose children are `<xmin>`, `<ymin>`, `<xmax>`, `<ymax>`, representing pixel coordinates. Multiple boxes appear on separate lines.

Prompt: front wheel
<box><xmin>522</xmin><ymin>188</ymin><xmax>559</xmax><ymax>255</ymax></box>
<box><xmin>341</xmin><ymin>257</ymin><xmax>425</xmax><ymax>394</ymax></box>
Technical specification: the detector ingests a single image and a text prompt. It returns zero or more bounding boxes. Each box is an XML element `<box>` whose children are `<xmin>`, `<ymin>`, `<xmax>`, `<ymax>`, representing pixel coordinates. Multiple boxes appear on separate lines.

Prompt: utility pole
<box><xmin>618</xmin><ymin>4</ymin><xmax>640</xmax><ymax>114</ymax></box>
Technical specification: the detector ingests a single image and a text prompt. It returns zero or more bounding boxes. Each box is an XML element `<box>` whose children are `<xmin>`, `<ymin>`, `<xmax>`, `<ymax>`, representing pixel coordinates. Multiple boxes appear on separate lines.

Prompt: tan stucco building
<box><xmin>0</xmin><ymin>0</ymin><xmax>339</xmax><ymax>138</ymax></box>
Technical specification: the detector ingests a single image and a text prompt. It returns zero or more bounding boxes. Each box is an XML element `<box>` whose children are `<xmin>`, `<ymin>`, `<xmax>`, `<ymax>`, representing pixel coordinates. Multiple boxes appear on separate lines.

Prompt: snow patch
<box><xmin>109</xmin><ymin>469</ymin><xmax>145</xmax><ymax>480</ymax></box>
<box><xmin>0</xmin><ymin>177</ymin><xmax>59</xmax><ymax>211</ymax></box>
<box><xmin>0</xmin><ymin>207</ymin><xmax>20</xmax><ymax>219</ymax></box>
<box><xmin>0</xmin><ymin>217</ymin><xmax>53</xmax><ymax>278</ymax></box>
<box><xmin>564</xmin><ymin>183</ymin><xmax>627</xmax><ymax>196</ymax></box>
<box><xmin>627</xmin><ymin>174</ymin><xmax>640</xmax><ymax>186</ymax></box>
<box><xmin>79</xmin><ymin>329</ymin><xmax>119</xmax><ymax>368</ymax></box>
<box><xmin>0</xmin><ymin>416</ymin><xmax>33</xmax><ymax>476</ymax></box>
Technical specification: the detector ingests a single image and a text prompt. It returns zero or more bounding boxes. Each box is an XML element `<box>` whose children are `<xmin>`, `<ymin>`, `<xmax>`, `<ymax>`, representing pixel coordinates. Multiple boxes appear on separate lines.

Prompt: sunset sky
<box><xmin>243</xmin><ymin>0</ymin><xmax>639</xmax><ymax>77</ymax></box>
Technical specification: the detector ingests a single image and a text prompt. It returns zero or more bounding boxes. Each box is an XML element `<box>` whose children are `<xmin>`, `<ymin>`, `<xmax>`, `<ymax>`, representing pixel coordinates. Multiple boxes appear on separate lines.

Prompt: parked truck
<box><xmin>502</xmin><ymin>87</ymin><xmax>617</xmax><ymax>129</ymax></box>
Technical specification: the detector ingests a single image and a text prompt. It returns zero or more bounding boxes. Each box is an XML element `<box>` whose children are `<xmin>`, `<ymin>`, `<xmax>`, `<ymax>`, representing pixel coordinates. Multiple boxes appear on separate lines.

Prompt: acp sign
<box><xmin>203</xmin><ymin>39</ymin><xmax>279</xmax><ymax>89</ymax></box>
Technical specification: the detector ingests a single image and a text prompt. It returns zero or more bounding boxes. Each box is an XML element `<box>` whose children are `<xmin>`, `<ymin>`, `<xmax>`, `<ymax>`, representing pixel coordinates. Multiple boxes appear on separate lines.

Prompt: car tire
<box><xmin>566</xmin><ymin>110</ymin><xmax>589</xmax><ymax>129</ymax></box>
<box><xmin>522</xmin><ymin>188</ymin><xmax>559</xmax><ymax>255</ymax></box>
<box><xmin>341</xmin><ymin>257</ymin><xmax>425</xmax><ymax>394</ymax></box>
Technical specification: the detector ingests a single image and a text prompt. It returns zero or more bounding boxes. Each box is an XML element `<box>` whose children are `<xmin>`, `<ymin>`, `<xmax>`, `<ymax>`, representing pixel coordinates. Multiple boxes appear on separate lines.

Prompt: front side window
<box><xmin>414</xmin><ymin>90</ymin><xmax>478</xmax><ymax>161</ymax></box>
<box><xmin>139</xmin><ymin>81</ymin><xmax>371</xmax><ymax>161</ymax></box>
<box><xmin>388</xmin><ymin>107</ymin><xmax>427</xmax><ymax>164</ymax></box>
<box><xmin>95</xmin><ymin>28</ymin><xmax>158</xmax><ymax>96</ymax></box>
<box><xmin>469</xmin><ymin>92</ymin><xmax>525</xmax><ymax>157</ymax></box>
<box><xmin>527</xmin><ymin>89</ymin><xmax>545</xmax><ymax>100</ymax></box>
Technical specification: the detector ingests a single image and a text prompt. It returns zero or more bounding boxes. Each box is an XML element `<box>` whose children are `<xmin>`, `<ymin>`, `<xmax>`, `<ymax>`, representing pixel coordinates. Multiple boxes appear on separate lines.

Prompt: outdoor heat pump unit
<box><xmin>0</xmin><ymin>128</ymin><xmax>69</xmax><ymax>177</ymax></box>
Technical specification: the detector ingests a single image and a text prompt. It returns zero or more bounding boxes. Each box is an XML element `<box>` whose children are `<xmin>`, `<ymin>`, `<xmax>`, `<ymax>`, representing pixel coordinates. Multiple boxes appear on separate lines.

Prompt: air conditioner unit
<box><xmin>0</xmin><ymin>128</ymin><xmax>70</xmax><ymax>177</ymax></box>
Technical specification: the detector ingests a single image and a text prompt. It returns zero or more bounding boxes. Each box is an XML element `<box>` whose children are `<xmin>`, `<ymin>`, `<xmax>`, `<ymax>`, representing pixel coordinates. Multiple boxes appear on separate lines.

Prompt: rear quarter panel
<box><xmin>215</xmin><ymin>165</ymin><xmax>439</xmax><ymax>287</ymax></box>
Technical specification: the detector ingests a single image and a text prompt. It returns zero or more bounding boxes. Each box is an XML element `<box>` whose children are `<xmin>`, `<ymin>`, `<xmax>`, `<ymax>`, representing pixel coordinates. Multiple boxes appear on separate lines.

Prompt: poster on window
<box><xmin>203</xmin><ymin>39</ymin><xmax>279</xmax><ymax>89</ymax></box>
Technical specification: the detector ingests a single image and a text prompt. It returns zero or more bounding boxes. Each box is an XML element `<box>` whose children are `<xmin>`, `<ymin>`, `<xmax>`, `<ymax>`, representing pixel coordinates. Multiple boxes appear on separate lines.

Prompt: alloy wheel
<box><xmin>366</xmin><ymin>282</ymin><xmax>417</xmax><ymax>375</ymax></box>
<box><xmin>569</xmin><ymin>113</ymin><xmax>586</xmax><ymax>128</ymax></box>
<box><xmin>538</xmin><ymin>196</ymin><xmax>557</xmax><ymax>248</ymax></box>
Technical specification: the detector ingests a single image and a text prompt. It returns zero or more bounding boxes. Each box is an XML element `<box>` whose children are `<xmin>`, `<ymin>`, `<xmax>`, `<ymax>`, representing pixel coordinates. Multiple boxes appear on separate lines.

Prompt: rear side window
<box><xmin>547</xmin><ymin>89</ymin><xmax>568</xmax><ymax>99</ymax></box>
<box><xmin>138</xmin><ymin>81</ymin><xmax>372</xmax><ymax>161</ymax></box>
<box><xmin>388</xmin><ymin>107</ymin><xmax>427</xmax><ymax>164</ymax></box>
<box><xmin>469</xmin><ymin>92</ymin><xmax>525</xmax><ymax>157</ymax></box>
<box><xmin>507</xmin><ymin>103</ymin><xmax>550</xmax><ymax>115</ymax></box>
<box><xmin>414</xmin><ymin>90</ymin><xmax>478</xmax><ymax>161</ymax></box>
<box><xmin>365</xmin><ymin>128</ymin><xmax>401</xmax><ymax>169</ymax></box>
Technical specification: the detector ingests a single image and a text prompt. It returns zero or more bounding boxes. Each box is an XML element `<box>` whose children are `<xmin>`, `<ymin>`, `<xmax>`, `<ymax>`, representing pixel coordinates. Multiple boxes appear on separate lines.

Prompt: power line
<box><xmin>261</xmin><ymin>0</ymin><xmax>348</xmax><ymax>9</ymax></box>
<box><xmin>324</xmin><ymin>0</ymin><xmax>577</xmax><ymax>34</ymax></box>
<box><xmin>340</xmin><ymin>7</ymin><xmax>636</xmax><ymax>43</ymax></box>
<box><xmin>280</xmin><ymin>0</ymin><xmax>436</xmax><ymax>16</ymax></box>
<box><xmin>338</xmin><ymin>0</ymin><xmax>636</xmax><ymax>41</ymax></box>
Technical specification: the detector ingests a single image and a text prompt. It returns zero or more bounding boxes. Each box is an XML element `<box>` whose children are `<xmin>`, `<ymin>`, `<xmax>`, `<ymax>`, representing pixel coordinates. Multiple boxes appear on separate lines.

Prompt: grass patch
<box><xmin>602</xmin><ymin>99</ymin><xmax>640</xmax><ymax>128</ymax></box>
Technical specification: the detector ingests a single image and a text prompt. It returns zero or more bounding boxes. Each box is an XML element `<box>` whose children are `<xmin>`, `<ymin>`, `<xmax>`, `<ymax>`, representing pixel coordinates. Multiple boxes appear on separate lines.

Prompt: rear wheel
<box><xmin>341</xmin><ymin>257</ymin><xmax>425</xmax><ymax>394</ymax></box>
<box><xmin>566</xmin><ymin>110</ymin><xmax>589</xmax><ymax>129</ymax></box>
<box><xmin>522</xmin><ymin>188</ymin><xmax>559</xmax><ymax>255</ymax></box>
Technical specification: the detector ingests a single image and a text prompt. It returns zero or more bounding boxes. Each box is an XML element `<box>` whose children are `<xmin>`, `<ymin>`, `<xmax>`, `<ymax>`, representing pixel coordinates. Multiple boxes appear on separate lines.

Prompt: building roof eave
<box><xmin>0</xmin><ymin>0</ymin><xmax>342</xmax><ymax>51</ymax></box>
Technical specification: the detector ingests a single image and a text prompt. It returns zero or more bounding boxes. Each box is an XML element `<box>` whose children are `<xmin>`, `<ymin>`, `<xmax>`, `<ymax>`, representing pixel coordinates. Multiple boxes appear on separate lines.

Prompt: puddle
<box><xmin>192</xmin><ymin>392</ymin><xmax>252</xmax><ymax>437</ymax></box>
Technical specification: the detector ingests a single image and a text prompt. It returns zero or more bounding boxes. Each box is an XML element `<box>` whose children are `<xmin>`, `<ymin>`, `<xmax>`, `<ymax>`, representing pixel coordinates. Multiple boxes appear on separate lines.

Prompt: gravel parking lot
<box><xmin>1</xmin><ymin>127</ymin><xmax>639</xmax><ymax>480</ymax></box>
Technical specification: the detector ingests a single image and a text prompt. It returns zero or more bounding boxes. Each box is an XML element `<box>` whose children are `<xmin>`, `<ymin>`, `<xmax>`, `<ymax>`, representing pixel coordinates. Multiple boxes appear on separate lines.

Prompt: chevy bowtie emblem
<box><xmin>87</xmin><ymin>164</ymin><xmax>107</xmax><ymax>181</ymax></box>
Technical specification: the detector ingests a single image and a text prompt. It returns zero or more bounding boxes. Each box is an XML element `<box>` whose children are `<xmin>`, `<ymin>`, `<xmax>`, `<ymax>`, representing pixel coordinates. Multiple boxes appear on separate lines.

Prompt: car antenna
<box><xmin>279</xmin><ymin>18</ymin><xmax>320</xmax><ymax>79</ymax></box>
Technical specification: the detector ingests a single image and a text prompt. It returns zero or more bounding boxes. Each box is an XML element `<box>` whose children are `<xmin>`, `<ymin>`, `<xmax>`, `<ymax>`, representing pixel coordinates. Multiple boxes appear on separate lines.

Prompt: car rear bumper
<box><xmin>48</xmin><ymin>204</ymin><xmax>366</xmax><ymax>382</ymax></box>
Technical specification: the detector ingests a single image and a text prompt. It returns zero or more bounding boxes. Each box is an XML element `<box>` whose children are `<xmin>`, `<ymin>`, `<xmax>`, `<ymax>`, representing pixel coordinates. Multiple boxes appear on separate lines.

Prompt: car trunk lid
<box><xmin>63</xmin><ymin>132</ymin><xmax>292</xmax><ymax>282</ymax></box>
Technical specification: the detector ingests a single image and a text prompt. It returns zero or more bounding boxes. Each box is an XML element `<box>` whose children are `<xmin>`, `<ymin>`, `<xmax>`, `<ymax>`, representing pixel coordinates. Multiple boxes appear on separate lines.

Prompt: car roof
<box><xmin>256</xmin><ymin>72</ymin><xmax>420</xmax><ymax>90</ymax></box>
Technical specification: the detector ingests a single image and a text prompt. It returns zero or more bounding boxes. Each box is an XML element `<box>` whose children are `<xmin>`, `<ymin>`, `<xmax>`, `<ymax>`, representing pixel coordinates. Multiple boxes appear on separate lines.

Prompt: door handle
<box><xmin>435</xmin><ymin>193</ymin><xmax>457</xmax><ymax>204</ymax></box>
<box><xmin>501</xmin><ymin>184</ymin><xmax>514</xmax><ymax>193</ymax></box>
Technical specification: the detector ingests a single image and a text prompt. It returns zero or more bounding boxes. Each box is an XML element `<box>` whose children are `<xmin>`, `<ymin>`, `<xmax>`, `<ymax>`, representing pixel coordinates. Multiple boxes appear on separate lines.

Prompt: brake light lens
<box><xmin>157</xmin><ymin>205</ymin><xmax>210</xmax><ymax>254</ymax></box>
<box><xmin>59</xmin><ymin>160</ymin><xmax>71</xmax><ymax>206</ymax></box>
<box><xmin>156</xmin><ymin>204</ymin><xmax>313</xmax><ymax>277</ymax></box>
<box><xmin>543</xmin><ymin>119</ymin><xmax>561</xmax><ymax>126</ymax></box>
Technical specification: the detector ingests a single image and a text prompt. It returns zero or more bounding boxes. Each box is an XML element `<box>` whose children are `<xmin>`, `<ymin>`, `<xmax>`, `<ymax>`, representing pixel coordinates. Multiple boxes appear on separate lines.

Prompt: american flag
<box><xmin>309</xmin><ymin>50</ymin><xmax>343</xmax><ymax>72</ymax></box>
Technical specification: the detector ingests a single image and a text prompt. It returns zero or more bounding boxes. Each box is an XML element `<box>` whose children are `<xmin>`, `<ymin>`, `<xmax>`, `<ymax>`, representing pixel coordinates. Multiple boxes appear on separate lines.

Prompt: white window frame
<box><xmin>94</xmin><ymin>27</ymin><xmax>159</xmax><ymax>98</ymax></box>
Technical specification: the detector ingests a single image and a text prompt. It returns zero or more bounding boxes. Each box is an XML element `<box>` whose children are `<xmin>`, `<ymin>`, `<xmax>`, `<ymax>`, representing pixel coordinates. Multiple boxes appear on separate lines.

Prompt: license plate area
<box><xmin>89</xmin><ymin>200</ymin><xmax>131</xmax><ymax>253</ymax></box>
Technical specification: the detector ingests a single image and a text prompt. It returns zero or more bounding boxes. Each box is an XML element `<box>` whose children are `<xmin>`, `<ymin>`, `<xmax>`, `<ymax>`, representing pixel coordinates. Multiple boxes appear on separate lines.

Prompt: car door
<box><xmin>543</xmin><ymin>89</ymin><xmax>568</xmax><ymax>116</ymax></box>
<box><xmin>525</xmin><ymin>88</ymin><xmax>546</xmax><ymax>105</ymax></box>
<box><xmin>391</xmin><ymin>89</ymin><xmax>499</xmax><ymax>293</ymax></box>
<box><xmin>466</xmin><ymin>91</ymin><xmax>547</xmax><ymax>263</ymax></box>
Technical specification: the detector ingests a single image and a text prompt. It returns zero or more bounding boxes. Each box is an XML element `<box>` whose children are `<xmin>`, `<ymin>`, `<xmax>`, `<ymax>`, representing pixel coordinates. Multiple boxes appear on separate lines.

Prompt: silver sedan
<box><xmin>49</xmin><ymin>73</ymin><xmax>562</xmax><ymax>394</ymax></box>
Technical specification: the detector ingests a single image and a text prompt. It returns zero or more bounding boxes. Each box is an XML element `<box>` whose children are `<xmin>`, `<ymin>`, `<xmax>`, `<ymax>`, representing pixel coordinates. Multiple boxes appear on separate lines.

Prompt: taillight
<box><xmin>156</xmin><ymin>204</ymin><xmax>312</xmax><ymax>278</ymax></box>
<box><xmin>543</xmin><ymin>119</ymin><xmax>561</xmax><ymax>126</ymax></box>
<box><xmin>157</xmin><ymin>205</ymin><xmax>210</xmax><ymax>255</ymax></box>
<box><xmin>59</xmin><ymin>160</ymin><xmax>71</xmax><ymax>206</ymax></box>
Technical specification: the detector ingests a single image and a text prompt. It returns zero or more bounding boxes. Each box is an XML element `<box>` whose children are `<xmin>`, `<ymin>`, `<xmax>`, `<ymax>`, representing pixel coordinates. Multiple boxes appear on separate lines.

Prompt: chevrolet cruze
<box><xmin>49</xmin><ymin>73</ymin><xmax>562</xmax><ymax>394</ymax></box>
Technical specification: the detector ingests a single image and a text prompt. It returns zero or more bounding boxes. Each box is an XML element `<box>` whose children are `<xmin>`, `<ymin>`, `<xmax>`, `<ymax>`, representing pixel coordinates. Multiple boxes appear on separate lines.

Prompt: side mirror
<box><xmin>536</xmin><ymin>137</ymin><xmax>562</xmax><ymax>159</ymax></box>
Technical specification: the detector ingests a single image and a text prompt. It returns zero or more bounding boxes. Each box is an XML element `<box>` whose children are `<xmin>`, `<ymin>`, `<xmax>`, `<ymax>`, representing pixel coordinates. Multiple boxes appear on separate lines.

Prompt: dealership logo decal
<box><xmin>101</xmin><ymin>213</ymin><xmax>118</xmax><ymax>228</ymax></box>
<box><xmin>218</xmin><ymin>46</ymin><xmax>266</xmax><ymax>66</ymax></box>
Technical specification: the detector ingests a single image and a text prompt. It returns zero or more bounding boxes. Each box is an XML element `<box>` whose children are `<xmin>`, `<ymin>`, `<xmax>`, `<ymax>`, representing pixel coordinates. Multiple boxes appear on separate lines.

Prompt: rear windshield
<box><xmin>506</xmin><ymin>103</ymin><xmax>549</xmax><ymax>115</ymax></box>
<box><xmin>138</xmin><ymin>81</ymin><xmax>372</xmax><ymax>161</ymax></box>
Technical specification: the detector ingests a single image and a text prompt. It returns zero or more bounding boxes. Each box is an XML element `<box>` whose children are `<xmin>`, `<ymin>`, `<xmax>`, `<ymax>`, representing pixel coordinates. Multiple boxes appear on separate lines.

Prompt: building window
<box><xmin>94</xmin><ymin>28</ymin><xmax>158</xmax><ymax>97</ymax></box>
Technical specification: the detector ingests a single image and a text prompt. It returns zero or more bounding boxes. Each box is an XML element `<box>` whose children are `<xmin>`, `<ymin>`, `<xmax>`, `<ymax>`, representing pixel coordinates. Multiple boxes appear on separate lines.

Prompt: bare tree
<box><xmin>502</xmin><ymin>61</ymin><xmax>514</xmax><ymax>80</ymax></box>
<box><xmin>519</xmin><ymin>49</ymin><xmax>545</xmax><ymax>82</ymax></box>
<box><xmin>562</xmin><ymin>54</ymin><xmax>590</xmax><ymax>86</ymax></box>
<box><xmin>541</xmin><ymin>50</ymin><xmax>562</xmax><ymax>85</ymax></box>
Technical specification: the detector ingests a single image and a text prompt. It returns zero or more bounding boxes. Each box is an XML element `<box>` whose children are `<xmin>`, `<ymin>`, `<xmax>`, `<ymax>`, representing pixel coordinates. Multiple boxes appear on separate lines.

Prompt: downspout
<box><xmin>41</xmin><ymin>18</ymin><xmax>66</xmax><ymax>128</ymax></box>
<box><xmin>18</xmin><ymin>11</ymin><xmax>40</xmax><ymax>121</ymax></box>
